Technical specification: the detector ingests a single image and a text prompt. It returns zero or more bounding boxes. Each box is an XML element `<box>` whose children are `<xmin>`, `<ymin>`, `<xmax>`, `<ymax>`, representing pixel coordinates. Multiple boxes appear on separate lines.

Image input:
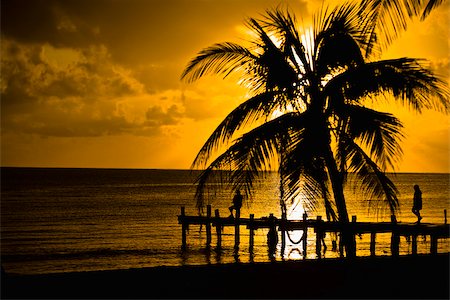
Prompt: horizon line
<box><xmin>1</xmin><ymin>166</ymin><xmax>449</xmax><ymax>175</ymax></box>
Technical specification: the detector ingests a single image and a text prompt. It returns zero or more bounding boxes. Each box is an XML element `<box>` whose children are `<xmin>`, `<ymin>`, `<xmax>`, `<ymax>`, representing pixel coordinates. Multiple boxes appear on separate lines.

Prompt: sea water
<box><xmin>1</xmin><ymin>167</ymin><xmax>449</xmax><ymax>275</ymax></box>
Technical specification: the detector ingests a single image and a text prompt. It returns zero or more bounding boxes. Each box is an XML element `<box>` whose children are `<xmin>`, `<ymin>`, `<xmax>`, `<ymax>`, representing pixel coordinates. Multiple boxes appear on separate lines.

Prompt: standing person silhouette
<box><xmin>229</xmin><ymin>189</ymin><xmax>243</xmax><ymax>218</ymax></box>
<box><xmin>412</xmin><ymin>184</ymin><xmax>423</xmax><ymax>223</ymax></box>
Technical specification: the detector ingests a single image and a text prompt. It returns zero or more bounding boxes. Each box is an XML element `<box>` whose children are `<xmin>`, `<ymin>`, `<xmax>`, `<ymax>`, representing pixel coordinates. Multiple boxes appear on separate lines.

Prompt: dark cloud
<box><xmin>1</xmin><ymin>39</ymin><xmax>144</xmax><ymax>104</ymax></box>
<box><xmin>145</xmin><ymin>104</ymin><xmax>183</xmax><ymax>126</ymax></box>
<box><xmin>1</xmin><ymin>0</ymin><xmax>309</xmax><ymax>66</ymax></box>
<box><xmin>1</xmin><ymin>0</ymin><xmax>98</xmax><ymax>48</ymax></box>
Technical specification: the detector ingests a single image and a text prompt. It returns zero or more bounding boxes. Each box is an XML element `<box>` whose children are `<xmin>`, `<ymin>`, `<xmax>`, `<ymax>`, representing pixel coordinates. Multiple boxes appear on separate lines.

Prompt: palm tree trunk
<box><xmin>324</xmin><ymin>146</ymin><xmax>356</xmax><ymax>257</ymax></box>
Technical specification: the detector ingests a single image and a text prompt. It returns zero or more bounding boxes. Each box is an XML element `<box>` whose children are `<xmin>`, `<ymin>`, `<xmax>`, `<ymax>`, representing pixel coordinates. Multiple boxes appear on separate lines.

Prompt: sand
<box><xmin>2</xmin><ymin>253</ymin><xmax>449</xmax><ymax>299</ymax></box>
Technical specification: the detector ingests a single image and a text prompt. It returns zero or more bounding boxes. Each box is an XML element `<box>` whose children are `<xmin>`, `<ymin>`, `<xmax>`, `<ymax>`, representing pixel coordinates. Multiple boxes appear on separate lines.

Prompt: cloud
<box><xmin>1</xmin><ymin>0</ymin><xmax>310</xmax><ymax>140</ymax></box>
<box><xmin>430</xmin><ymin>58</ymin><xmax>450</xmax><ymax>83</ymax></box>
<box><xmin>1</xmin><ymin>39</ymin><xmax>158</xmax><ymax>137</ymax></box>
<box><xmin>0</xmin><ymin>38</ymin><xmax>241</xmax><ymax>139</ymax></box>
<box><xmin>145</xmin><ymin>104</ymin><xmax>183</xmax><ymax>126</ymax></box>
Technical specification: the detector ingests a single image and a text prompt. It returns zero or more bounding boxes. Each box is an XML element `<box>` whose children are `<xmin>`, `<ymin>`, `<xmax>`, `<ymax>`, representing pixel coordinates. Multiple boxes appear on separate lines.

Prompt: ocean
<box><xmin>1</xmin><ymin>167</ymin><xmax>449</xmax><ymax>275</ymax></box>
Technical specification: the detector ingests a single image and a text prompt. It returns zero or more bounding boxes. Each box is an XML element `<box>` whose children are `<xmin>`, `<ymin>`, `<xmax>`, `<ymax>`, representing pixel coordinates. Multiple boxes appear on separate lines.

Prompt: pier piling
<box><xmin>370</xmin><ymin>232</ymin><xmax>376</xmax><ymax>256</ymax></box>
<box><xmin>302</xmin><ymin>213</ymin><xmax>308</xmax><ymax>258</ymax></box>
<box><xmin>215</xmin><ymin>209</ymin><xmax>222</xmax><ymax>250</ymax></box>
<box><xmin>249</xmin><ymin>214</ymin><xmax>254</xmax><ymax>252</ymax></box>
<box><xmin>234</xmin><ymin>210</ymin><xmax>240</xmax><ymax>249</ymax></box>
<box><xmin>181</xmin><ymin>206</ymin><xmax>187</xmax><ymax>250</ymax></box>
<box><xmin>315</xmin><ymin>216</ymin><xmax>322</xmax><ymax>258</ymax></box>
<box><xmin>431</xmin><ymin>235</ymin><xmax>438</xmax><ymax>254</ymax></box>
<box><xmin>206</xmin><ymin>205</ymin><xmax>212</xmax><ymax>248</ymax></box>
<box><xmin>281</xmin><ymin>212</ymin><xmax>286</xmax><ymax>255</ymax></box>
<box><xmin>390</xmin><ymin>215</ymin><xmax>400</xmax><ymax>257</ymax></box>
<box><xmin>412</xmin><ymin>234</ymin><xmax>418</xmax><ymax>255</ymax></box>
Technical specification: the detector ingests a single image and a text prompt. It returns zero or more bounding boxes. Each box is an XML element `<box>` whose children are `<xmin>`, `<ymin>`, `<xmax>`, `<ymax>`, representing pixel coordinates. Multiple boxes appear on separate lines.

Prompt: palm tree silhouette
<box><xmin>181</xmin><ymin>3</ymin><xmax>448</xmax><ymax>257</ymax></box>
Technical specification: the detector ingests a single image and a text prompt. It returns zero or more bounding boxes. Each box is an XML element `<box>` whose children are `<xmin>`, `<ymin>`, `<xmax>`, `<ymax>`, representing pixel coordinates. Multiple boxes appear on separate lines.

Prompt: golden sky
<box><xmin>1</xmin><ymin>0</ymin><xmax>449</xmax><ymax>172</ymax></box>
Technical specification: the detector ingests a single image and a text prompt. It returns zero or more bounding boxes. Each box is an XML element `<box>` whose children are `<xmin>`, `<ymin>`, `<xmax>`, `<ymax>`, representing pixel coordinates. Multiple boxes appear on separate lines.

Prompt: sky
<box><xmin>1</xmin><ymin>0</ymin><xmax>449</xmax><ymax>172</ymax></box>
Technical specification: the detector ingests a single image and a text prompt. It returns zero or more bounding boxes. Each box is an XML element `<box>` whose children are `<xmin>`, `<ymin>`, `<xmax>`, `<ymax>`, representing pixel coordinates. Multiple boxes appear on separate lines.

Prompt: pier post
<box><xmin>390</xmin><ymin>215</ymin><xmax>399</xmax><ymax>257</ymax></box>
<box><xmin>249</xmin><ymin>214</ymin><xmax>254</xmax><ymax>252</ymax></box>
<box><xmin>206</xmin><ymin>205</ymin><xmax>212</xmax><ymax>248</ymax></box>
<box><xmin>181</xmin><ymin>206</ymin><xmax>187</xmax><ymax>250</ymax></box>
<box><xmin>302</xmin><ymin>213</ymin><xmax>308</xmax><ymax>258</ymax></box>
<box><xmin>281</xmin><ymin>212</ymin><xmax>286</xmax><ymax>256</ymax></box>
<box><xmin>315</xmin><ymin>216</ymin><xmax>322</xmax><ymax>258</ymax></box>
<box><xmin>338</xmin><ymin>234</ymin><xmax>344</xmax><ymax>258</ymax></box>
<box><xmin>351</xmin><ymin>216</ymin><xmax>357</xmax><ymax>257</ymax></box>
<box><xmin>234</xmin><ymin>210</ymin><xmax>240</xmax><ymax>249</ymax></box>
<box><xmin>215</xmin><ymin>209</ymin><xmax>222</xmax><ymax>250</ymax></box>
<box><xmin>430</xmin><ymin>235</ymin><xmax>438</xmax><ymax>254</ymax></box>
<box><xmin>370</xmin><ymin>232</ymin><xmax>376</xmax><ymax>256</ymax></box>
<box><xmin>411</xmin><ymin>234</ymin><xmax>417</xmax><ymax>255</ymax></box>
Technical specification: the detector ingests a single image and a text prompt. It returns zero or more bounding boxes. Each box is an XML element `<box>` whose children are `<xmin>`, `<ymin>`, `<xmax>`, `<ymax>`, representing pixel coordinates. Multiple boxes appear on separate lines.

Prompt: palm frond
<box><xmin>180</xmin><ymin>42</ymin><xmax>257</xmax><ymax>83</ymax></box>
<box><xmin>359</xmin><ymin>0</ymin><xmax>415</xmax><ymax>47</ymax></box>
<box><xmin>337</xmin><ymin>105</ymin><xmax>404</xmax><ymax>171</ymax></box>
<box><xmin>192</xmin><ymin>91</ymin><xmax>283</xmax><ymax>168</ymax></box>
<box><xmin>421</xmin><ymin>0</ymin><xmax>445</xmax><ymax>20</ymax></box>
<box><xmin>245</xmin><ymin>18</ymin><xmax>299</xmax><ymax>92</ymax></box>
<box><xmin>314</xmin><ymin>2</ymin><xmax>375</xmax><ymax>63</ymax></box>
<box><xmin>325</xmin><ymin>58</ymin><xmax>450</xmax><ymax>113</ymax></box>
<box><xmin>259</xmin><ymin>8</ymin><xmax>312</xmax><ymax>75</ymax></box>
<box><xmin>359</xmin><ymin>0</ymin><xmax>446</xmax><ymax>49</ymax></box>
<box><xmin>339</xmin><ymin>137</ymin><xmax>400</xmax><ymax>215</ymax></box>
<box><xmin>279</xmin><ymin>113</ymin><xmax>338</xmax><ymax>218</ymax></box>
<box><xmin>194</xmin><ymin>112</ymin><xmax>302</xmax><ymax>207</ymax></box>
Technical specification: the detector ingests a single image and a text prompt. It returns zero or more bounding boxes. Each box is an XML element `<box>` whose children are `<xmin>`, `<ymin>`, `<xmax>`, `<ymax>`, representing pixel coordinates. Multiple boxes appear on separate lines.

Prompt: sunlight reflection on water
<box><xmin>1</xmin><ymin>168</ymin><xmax>449</xmax><ymax>274</ymax></box>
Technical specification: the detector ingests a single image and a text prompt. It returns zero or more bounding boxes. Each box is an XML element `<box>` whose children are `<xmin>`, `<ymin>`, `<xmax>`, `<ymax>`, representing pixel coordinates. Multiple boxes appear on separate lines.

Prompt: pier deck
<box><xmin>178</xmin><ymin>205</ymin><xmax>449</xmax><ymax>257</ymax></box>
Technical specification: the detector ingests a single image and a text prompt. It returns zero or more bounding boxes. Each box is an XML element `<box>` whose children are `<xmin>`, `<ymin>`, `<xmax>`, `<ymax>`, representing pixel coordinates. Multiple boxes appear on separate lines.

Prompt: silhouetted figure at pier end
<box><xmin>229</xmin><ymin>190</ymin><xmax>243</xmax><ymax>218</ymax></box>
<box><xmin>412</xmin><ymin>184</ymin><xmax>423</xmax><ymax>223</ymax></box>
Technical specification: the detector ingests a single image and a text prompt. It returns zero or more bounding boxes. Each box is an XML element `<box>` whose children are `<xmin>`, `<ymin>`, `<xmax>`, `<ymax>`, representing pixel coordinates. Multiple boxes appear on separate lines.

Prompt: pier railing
<box><xmin>178</xmin><ymin>205</ymin><xmax>449</xmax><ymax>258</ymax></box>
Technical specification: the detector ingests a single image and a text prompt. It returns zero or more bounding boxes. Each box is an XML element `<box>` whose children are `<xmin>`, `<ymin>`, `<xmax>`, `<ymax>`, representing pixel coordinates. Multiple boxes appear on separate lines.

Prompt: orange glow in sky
<box><xmin>1</xmin><ymin>0</ymin><xmax>448</xmax><ymax>172</ymax></box>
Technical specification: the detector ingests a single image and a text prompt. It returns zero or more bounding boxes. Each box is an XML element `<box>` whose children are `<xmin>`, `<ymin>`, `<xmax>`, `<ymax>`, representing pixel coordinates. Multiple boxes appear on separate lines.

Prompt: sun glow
<box><xmin>299</xmin><ymin>27</ymin><xmax>315</xmax><ymax>68</ymax></box>
<box><xmin>285</xmin><ymin>193</ymin><xmax>307</xmax><ymax>220</ymax></box>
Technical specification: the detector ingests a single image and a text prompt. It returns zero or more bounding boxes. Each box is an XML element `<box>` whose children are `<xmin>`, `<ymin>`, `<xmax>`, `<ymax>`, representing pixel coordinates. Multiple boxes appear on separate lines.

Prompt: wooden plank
<box><xmin>179</xmin><ymin>214</ymin><xmax>449</xmax><ymax>237</ymax></box>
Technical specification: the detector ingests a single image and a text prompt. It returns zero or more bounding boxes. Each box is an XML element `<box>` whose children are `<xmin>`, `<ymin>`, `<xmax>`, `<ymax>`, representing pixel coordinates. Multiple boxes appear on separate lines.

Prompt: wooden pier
<box><xmin>178</xmin><ymin>205</ymin><xmax>450</xmax><ymax>258</ymax></box>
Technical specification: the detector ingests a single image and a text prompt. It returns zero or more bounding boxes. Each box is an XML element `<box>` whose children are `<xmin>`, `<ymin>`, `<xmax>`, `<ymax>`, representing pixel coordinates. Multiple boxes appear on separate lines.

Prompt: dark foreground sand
<box><xmin>2</xmin><ymin>254</ymin><xmax>449</xmax><ymax>299</ymax></box>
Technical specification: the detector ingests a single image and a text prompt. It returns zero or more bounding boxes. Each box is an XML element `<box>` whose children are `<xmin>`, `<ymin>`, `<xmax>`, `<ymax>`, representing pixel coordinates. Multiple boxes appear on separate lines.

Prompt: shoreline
<box><xmin>2</xmin><ymin>253</ymin><xmax>449</xmax><ymax>299</ymax></box>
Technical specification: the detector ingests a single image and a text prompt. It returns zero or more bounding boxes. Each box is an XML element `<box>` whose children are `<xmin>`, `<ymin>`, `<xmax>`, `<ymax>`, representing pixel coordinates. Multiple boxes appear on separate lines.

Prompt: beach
<box><xmin>3</xmin><ymin>253</ymin><xmax>449</xmax><ymax>299</ymax></box>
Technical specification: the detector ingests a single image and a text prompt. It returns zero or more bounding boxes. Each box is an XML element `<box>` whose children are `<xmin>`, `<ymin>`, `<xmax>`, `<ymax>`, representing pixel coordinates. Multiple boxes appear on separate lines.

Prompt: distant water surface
<box><xmin>1</xmin><ymin>168</ymin><xmax>449</xmax><ymax>275</ymax></box>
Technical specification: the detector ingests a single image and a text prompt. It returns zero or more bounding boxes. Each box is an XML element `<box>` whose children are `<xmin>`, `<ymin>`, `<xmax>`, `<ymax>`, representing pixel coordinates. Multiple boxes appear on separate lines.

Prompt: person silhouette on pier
<box><xmin>412</xmin><ymin>184</ymin><xmax>422</xmax><ymax>223</ymax></box>
<box><xmin>229</xmin><ymin>189</ymin><xmax>243</xmax><ymax>218</ymax></box>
